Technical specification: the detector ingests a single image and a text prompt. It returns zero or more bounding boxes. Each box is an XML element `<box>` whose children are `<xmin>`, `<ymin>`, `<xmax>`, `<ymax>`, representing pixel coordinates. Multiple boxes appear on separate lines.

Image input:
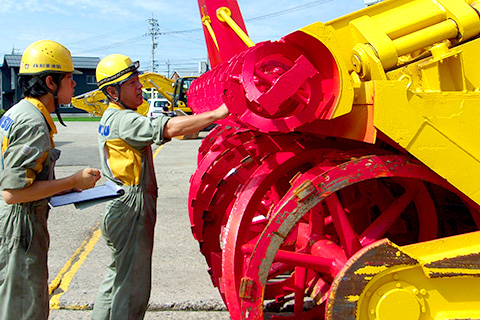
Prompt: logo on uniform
<box><xmin>0</xmin><ymin>114</ymin><xmax>14</xmax><ymax>131</ymax></box>
<box><xmin>98</xmin><ymin>124</ymin><xmax>110</xmax><ymax>136</ymax></box>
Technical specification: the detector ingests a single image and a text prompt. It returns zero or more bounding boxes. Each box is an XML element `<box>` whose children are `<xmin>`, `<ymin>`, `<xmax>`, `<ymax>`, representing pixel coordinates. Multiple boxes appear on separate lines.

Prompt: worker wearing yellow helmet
<box><xmin>91</xmin><ymin>53</ymin><xmax>228</xmax><ymax>320</ymax></box>
<box><xmin>0</xmin><ymin>40</ymin><xmax>101</xmax><ymax>320</ymax></box>
<box><xmin>96</xmin><ymin>53</ymin><xmax>141</xmax><ymax>109</ymax></box>
<box><xmin>18</xmin><ymin>39</ymin><xmax>83</xmax><ymax>126</ymax></box>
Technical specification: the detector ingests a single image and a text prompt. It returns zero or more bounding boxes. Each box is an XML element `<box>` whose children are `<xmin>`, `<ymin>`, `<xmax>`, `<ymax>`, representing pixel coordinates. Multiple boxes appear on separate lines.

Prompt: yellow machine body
<box><xmin>328</xmin><ymin>232</ymin><xmax>480</xmax><ymax>320</ymax></box>
<box><xmin>295</xmin><ymin>0</ymin><xmax>480</xmax><ymax>206</ymax></box>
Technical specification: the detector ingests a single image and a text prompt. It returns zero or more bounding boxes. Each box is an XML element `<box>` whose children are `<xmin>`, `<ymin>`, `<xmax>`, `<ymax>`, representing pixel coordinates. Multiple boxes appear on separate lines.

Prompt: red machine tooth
<box><xmin>191</xmin><ymin>128</ymin><xmax>320</xmax><ymax>248</ymax></box>
<box><xmin>198</xmin><ymin>133</ymin><xmax>335</xmax><ymax>293</ymax></box>
<box><xmin>189</xmin><ymin>128</ymin><xmax>256</xmax><ymax>241</ymax></box>
<box><xmin>196</xmin><ymin>123</ymin><xmax>248</xmax><ymax>165</ymax></box>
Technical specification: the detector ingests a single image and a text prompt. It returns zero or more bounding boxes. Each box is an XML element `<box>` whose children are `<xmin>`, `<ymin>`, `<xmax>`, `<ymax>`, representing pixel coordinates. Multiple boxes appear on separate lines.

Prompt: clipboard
<box><xmin>49</xmin><ymin>180</ymin><xmax>124</xmax><ymax>210</ymax></box>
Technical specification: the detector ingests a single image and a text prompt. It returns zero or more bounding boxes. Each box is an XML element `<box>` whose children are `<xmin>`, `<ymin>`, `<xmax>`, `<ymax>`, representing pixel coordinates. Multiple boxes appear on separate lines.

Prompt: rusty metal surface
<box><xmin>326</xmin><ymin>239</ymin><xmax>418</xmax><ymax>320</ymax></box>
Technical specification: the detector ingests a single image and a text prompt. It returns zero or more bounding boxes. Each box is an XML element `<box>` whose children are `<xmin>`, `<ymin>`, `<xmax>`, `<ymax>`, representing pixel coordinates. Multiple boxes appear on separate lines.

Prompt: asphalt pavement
<box><xmin>46</xmin><ymin>121</ymin><xmax>231</xmax><ymax>319</ymax></box>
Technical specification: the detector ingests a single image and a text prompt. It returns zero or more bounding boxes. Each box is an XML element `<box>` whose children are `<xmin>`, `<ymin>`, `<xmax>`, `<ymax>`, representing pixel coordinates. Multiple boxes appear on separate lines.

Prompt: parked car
<box><xmin>147</xmin><ymin>98</ymin><xmax>169</xmax><ymax>118</ymax></box>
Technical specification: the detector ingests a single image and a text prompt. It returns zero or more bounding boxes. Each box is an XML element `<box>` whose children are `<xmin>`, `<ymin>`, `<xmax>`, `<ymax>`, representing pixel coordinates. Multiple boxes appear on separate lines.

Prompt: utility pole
<box><xmin>146</xmin><ymin>13</ymin><xmax>160</xmax><ymax>73</ymax></box>
<box><xmin>11</xmin><ymin>46</ymin><xmax>20</xmax><ymax>55</ymax></box>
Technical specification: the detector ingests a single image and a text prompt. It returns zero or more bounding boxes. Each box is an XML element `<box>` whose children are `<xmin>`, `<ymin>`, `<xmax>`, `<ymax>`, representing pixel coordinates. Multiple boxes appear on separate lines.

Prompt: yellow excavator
<box><xmin>71</xmin><ymin>72</ymin><xmax>197</xmax><ymax>117</ymax></box>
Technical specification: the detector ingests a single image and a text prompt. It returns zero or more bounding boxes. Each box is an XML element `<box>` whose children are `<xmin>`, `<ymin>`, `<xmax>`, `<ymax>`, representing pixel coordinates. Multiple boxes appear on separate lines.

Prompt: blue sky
<box><xmin>1</xmin><ymin>0</ymin><xmax>365</xmax><ymax>76</ymax></box>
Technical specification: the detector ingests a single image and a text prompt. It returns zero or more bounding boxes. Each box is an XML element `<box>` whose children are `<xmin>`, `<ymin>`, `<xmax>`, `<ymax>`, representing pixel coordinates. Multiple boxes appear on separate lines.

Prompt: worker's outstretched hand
<box><xmin>74</xmin><ymin>168</ymin><xmax>101</xmax><ymax>190</ymax></box>
<box><xmin>214</xmin><ymin>103</ymin><xmax>229</xmax><ymax>120</ymax></box>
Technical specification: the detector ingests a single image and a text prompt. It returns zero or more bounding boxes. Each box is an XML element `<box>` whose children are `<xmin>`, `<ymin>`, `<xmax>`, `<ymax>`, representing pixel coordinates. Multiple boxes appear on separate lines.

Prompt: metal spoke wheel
<box><xmin>232</xmin><ymin>154</ymin><xmax>480</xmax><ymax>320</ymax></box>
<box><xmin>189</xmin><ymin>128</ymin><xmax>336</xmax><ymax>301</ymax></box>
<box><xmin>221</xmin><ymin>147</ymin><xmax>358</xmax><ymax>318</ymax></box>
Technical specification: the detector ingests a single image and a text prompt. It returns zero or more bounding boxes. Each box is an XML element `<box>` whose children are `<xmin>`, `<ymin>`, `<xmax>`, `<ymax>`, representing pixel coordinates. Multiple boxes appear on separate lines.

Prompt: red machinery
<box><xmin>188</xmin><ymin>0</ymin><xmax>480</xmax><ymax>319</ymax></box>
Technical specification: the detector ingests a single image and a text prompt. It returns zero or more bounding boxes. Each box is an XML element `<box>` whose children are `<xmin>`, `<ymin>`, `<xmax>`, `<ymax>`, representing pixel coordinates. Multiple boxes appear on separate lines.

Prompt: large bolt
<box><xmin>351</xmin><ymin>54</ymin><xmax>363</xmax><ymax>74</ymax></box>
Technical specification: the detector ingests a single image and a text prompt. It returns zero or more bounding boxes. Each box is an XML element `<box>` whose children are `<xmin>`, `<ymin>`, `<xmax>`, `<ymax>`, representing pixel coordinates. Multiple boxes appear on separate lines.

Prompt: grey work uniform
<box><xmin>0</xmin><ymin>98</ymin><xmax>60</xmax><ymax>320</ymax></box>
<box><xmin>92</xmin><ymin>104</ymin><xmax>170</xmax><ymax>320</ymax></box>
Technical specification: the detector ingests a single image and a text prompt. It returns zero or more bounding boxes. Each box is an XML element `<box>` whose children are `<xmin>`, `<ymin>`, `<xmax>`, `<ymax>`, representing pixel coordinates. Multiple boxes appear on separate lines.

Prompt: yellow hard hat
<box><xmin>96</xmin><ymin>54</ymin><xmax>140</xmax><ymax>90</ymax></box>
<box><xmin>19</xmin><ymin>40</ymin><xmax>81</xmax><ymax>75</ymax></box>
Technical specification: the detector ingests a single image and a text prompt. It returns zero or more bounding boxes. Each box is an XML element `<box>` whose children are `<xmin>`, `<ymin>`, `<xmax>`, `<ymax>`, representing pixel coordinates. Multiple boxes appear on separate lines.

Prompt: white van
<box><xmin>147</xmin><ymin>98</ymin><xmax>169</xmax><ymax>118</ymax></box>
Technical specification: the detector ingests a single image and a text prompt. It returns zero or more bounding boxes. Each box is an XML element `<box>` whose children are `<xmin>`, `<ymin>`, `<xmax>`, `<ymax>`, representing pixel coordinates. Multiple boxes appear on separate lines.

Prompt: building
<box><xmin>0</xmin><ymin>54</ymin><xmax>100</xmax><ymax>113</ymax></box>
<box><xmin>170</xmin><ymin>61</ymin><xmax>210</xmax><ymax>81</ymax></box>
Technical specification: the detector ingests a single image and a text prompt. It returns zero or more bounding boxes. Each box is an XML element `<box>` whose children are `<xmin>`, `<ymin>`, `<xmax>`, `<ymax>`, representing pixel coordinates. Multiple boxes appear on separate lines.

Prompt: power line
<box><xmin>246</xmin><ymin>0</ymin><xmax>334</xmax><ymax>22</ymax></box>
<box><xmin>153</xmin><ymin>0</ymin><xmax>336</xmax><ymax>34</ymax></box>
<box><xmin>65</xmin><ymin>23</ymin><xmax>145</xmax><ymax>46</ymax></box>
<box><xmin>72</xmin><ymin>0</ymin><xmax>337</xmax><ymax>57</ymax></box>
<box><xmin>158</xmin><ymin>28</ymin><xmax>200</xmax><ymax>35</ymax></box>
<box><xmin>74</xmin><ymin>35</ymin><xmax>147</xmax><ymax>55</ymax></box>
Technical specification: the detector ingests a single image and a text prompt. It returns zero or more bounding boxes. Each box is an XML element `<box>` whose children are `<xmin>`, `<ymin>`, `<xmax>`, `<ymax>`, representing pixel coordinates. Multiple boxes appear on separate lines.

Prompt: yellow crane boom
<box><xmin>71</xmin><ymin>72</ymin><xmax>197</xmax><ymax>117</ymax></box>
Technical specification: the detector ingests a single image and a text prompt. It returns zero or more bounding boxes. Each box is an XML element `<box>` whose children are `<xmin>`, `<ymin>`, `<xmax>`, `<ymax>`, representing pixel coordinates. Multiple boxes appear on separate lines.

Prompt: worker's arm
<box><xmin>163</xmin><ymin>103</ymin><xmax>229</xmax><ymax>139</ymax></box>
<box><xmin>2</xmin><ymin>168</ymin><xmax>101</xmax><ymax>204</ymax></box>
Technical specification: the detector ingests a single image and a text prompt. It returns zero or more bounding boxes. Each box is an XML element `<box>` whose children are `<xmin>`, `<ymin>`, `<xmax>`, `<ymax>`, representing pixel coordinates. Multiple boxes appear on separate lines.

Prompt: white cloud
<box><xmin>0</xmin><ymin>0</ymin><xmax>15</xmax><ymax>13</ymax></box>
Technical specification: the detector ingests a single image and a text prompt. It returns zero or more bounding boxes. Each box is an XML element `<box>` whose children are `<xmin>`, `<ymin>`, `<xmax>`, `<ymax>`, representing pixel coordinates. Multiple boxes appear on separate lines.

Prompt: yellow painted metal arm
<box><xmin>72</xmin><ymin>72</ymin><xmax>176</xmax><ymax>117</ymax></box>
<box><xmin>216</xmin><ymin>7</ymin><xmax>254</xmax><ymax>47</ymax></box>
<box><xmin>71</xmin><ymin>89</ymin><xmax>108</xmax><ymax>117</ymax></box>
<box><xmin>71</xmin><ymin>89</ymin><xmax>149</xmax><ymax>117</ymax></box>
<box><xmin>138</xmin><ymin>72</ymin><xmax>175</xmax><ymax>103</ymax></box>
<box><xmin>202</xmin><ymin>15</ymin><xmax>219</xmax><ymax>50</ymax></box>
